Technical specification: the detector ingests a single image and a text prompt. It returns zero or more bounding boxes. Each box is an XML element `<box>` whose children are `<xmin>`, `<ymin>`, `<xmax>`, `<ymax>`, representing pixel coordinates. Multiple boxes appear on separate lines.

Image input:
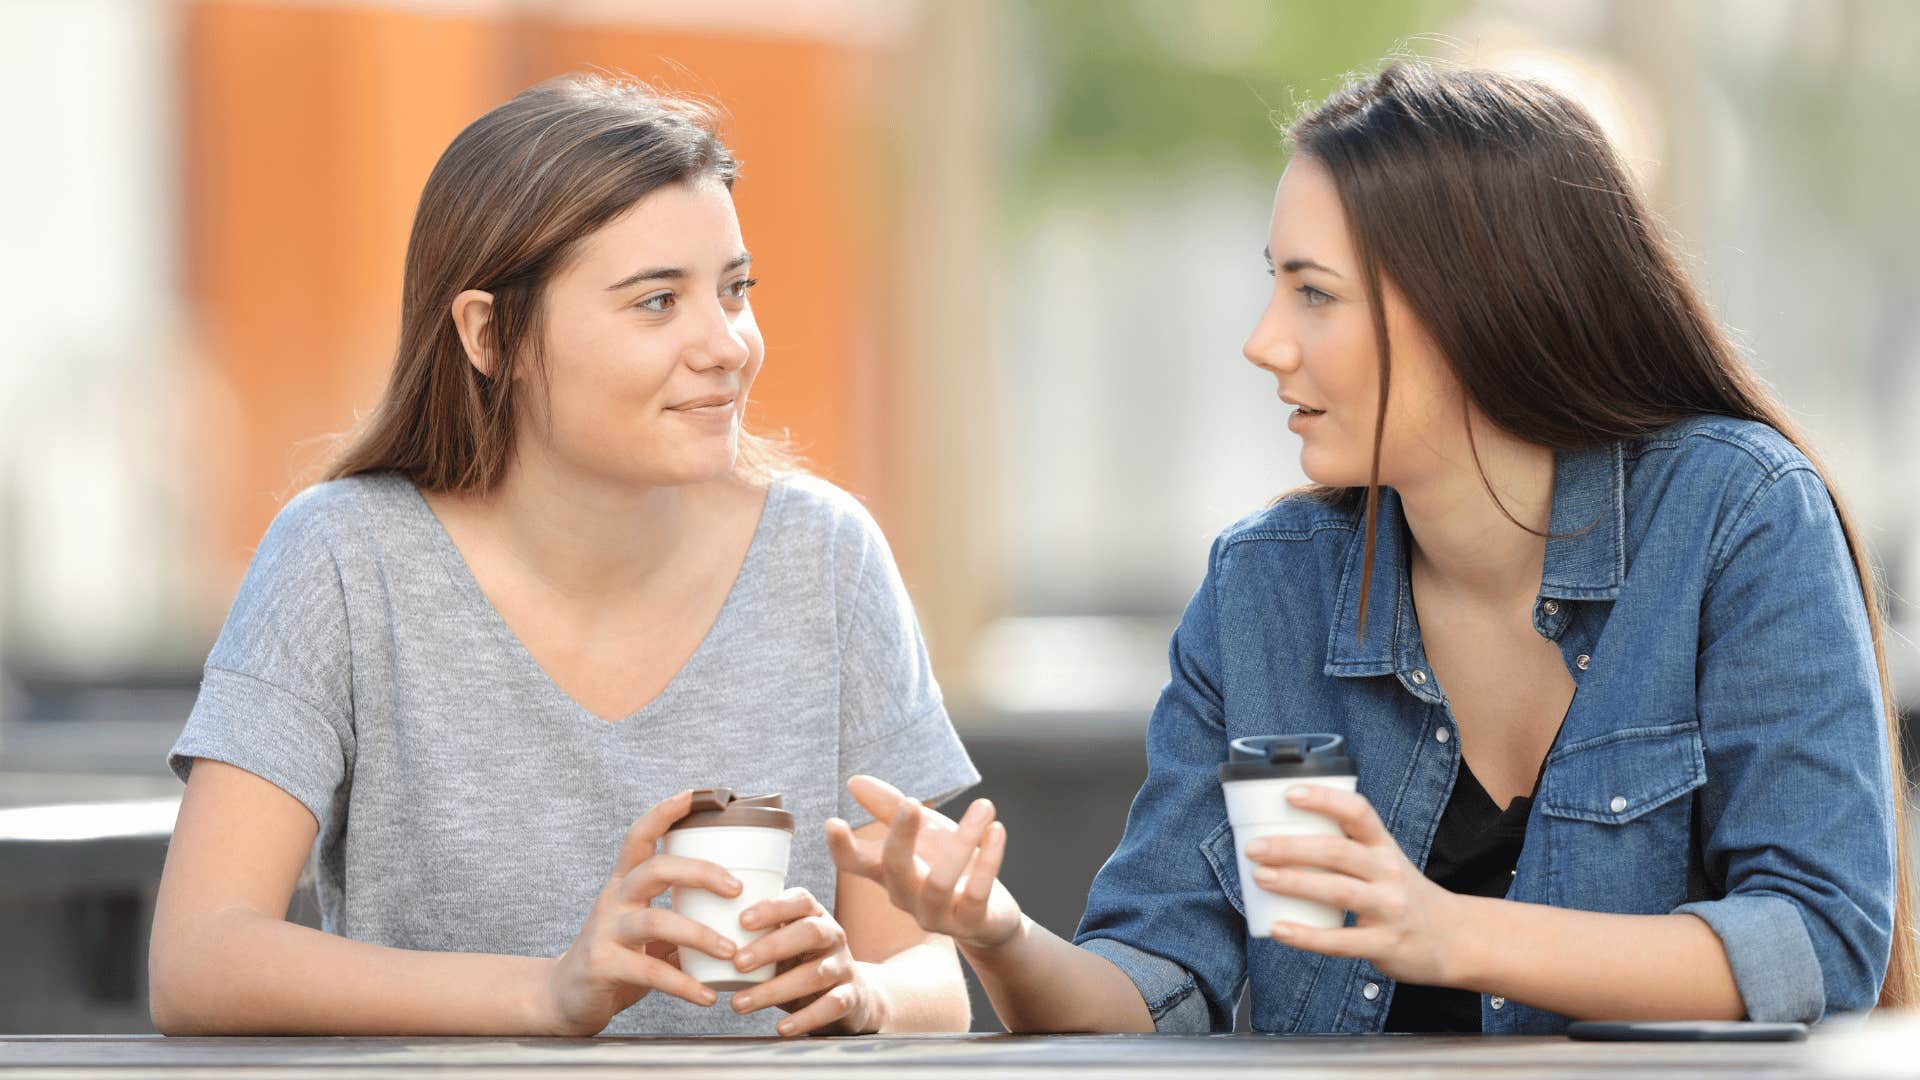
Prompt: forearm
<box><xmin>959</xmin><ymin>916</ymin><xmax>1154</xmax><ymax>1033</ymax></box>
<box><xmin>151</xmin><ymin>907</ymin><xmax>553</xmax><ymax>1035</ymax></box>
<box><xmin>1448</xmin><ymin>894</ymin><xmax>1744</xmax><ymax>1020</ymax></box>
<box><xmin>854</xmin><ymin>938</ymin><xmax>972</xmax><ymax>1032</ymax></box>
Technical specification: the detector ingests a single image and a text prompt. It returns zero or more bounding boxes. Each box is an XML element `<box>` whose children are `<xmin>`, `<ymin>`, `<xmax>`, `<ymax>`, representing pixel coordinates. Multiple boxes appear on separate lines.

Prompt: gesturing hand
<box><xmin>824</xmin><ymin>775</ymin><xmax>1023</xmax><ymax>953</ymax></box>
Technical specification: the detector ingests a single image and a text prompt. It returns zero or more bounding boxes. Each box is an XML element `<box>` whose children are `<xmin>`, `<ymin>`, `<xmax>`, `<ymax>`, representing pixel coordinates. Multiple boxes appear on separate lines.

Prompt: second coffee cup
<box><xmin>1219</xmin><ymin>734</ymin><xmax>1359</xmax><ymax>938</ymax></box>
<box><xmin>662</xmin><ymin>789</ymin><xmax>795</xmax><ymax>990</ymax></box>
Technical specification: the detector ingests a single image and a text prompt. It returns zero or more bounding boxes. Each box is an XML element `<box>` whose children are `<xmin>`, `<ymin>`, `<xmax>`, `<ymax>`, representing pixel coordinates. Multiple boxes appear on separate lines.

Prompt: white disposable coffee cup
<box><xmin>662</xmin><ymin>789</ymin><xmax>795</xmax><ymax>990</ymax></box>
<box><xmin>1220</xmin><ymin>734</ymin><xmax>1359</xmax><ymax>938</ymax></box>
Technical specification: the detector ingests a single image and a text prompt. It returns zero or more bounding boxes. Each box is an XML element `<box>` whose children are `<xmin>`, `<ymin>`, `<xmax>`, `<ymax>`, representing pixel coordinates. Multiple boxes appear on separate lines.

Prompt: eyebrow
<box><xmin>1263</xmin><ymin>247</ymin><xmax>1343</xmax><ymax>279</ymax></box>
<box><xmin>606</xmin><ymin>251</ymin><xmax>753</xmax><ymax>292</ymax></box>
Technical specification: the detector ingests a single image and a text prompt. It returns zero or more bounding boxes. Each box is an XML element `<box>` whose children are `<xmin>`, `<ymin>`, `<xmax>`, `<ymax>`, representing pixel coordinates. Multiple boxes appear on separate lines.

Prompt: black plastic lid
<box><xmin>1219</xmin><ymin>734</ymin><xmax>1355</xmax><ymax>782</ymax></box>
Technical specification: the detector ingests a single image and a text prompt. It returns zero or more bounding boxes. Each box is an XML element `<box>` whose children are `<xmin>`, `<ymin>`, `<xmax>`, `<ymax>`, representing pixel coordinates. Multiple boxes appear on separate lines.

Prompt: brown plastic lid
<box><xmin>666</xmin><ymin>788</ymin><xmax>795</xmax><ymax>832</ymax></box>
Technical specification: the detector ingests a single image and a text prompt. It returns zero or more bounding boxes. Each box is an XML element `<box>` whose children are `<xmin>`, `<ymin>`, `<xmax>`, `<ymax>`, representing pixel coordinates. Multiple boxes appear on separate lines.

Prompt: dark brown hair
<box><xmin>1284</xmin><ymin>59</ymin><xmax>1914</xmax><ymax>1007</ymax></box>
<box><xmin>325</xmin><ymin>73</ymin><xmax>796</xmax><ymax>492</ymax></box>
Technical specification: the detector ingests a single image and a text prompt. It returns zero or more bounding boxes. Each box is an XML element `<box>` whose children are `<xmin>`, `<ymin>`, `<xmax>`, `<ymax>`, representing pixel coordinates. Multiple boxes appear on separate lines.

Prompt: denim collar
<box><xmin>1323</xmin><ymin>441</ymin><xmax>1626</xmax><ymax>677</ymax></box>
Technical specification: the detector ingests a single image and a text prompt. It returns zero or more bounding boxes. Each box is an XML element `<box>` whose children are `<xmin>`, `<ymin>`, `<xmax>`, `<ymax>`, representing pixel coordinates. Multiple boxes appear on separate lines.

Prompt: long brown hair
<box><xmin>1282</xmin><ymin>60</ymin><xmax>1914</xmax><ymax>1008</ymax></box>
<box><xmin>325</xmin><ymin>73</ymin><xmax>797</xmax><ymax>492</ymax></box>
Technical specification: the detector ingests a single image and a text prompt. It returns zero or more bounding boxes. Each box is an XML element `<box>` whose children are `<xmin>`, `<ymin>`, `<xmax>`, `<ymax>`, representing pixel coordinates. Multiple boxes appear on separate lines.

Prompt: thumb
<box><xmin>612</xmin><ymin>789</ymin><xmax>694</xmax><ymax>879</ymax></box>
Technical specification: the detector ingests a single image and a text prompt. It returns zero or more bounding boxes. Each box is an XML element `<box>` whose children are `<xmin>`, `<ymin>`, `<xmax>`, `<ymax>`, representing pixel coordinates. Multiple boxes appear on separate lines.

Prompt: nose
<box><xmin>1241</xmin><ymin>296</ymin><xmax>1300</xmax><ymax>376</ymax></box>
<box><xmin>685</xmin><ymin>296</ymin><xmax>751</xmax><ymax>373</ymax></box>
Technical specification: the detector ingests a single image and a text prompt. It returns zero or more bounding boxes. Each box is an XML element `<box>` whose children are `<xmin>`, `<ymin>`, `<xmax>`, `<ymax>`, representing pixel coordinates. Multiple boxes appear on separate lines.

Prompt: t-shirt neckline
<box><xmin>401</xmin><ymin>474</ymin><xmax>789</xmax><ymax>726</ymax></box>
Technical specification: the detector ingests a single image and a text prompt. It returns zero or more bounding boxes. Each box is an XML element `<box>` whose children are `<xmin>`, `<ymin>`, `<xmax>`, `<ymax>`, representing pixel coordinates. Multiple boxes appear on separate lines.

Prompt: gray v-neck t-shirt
<box><xmin>168</xmin><ymin>470</ymin><xmax>978</xmax><ymax>1035</ymax></box>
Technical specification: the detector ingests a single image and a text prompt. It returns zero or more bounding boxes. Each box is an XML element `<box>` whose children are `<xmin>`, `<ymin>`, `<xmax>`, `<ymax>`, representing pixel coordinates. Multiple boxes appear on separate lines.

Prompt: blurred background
<box><xmin>2</xmin><ymin>0</ymin><xmax>1916</xmax><ymax>1034</ymax></box>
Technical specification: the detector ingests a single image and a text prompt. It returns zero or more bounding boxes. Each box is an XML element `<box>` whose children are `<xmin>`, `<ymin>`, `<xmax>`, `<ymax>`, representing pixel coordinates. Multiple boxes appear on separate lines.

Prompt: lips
<box><xmin>670</xmin><ymin>395</ymin><xmax>735</xmax><ymax>411</ymax></box>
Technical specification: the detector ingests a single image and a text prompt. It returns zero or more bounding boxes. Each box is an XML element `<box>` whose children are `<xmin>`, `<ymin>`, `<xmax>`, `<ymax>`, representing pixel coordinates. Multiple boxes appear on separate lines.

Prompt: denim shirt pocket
<box><xmin>1537</xmin><ymin>721</ymin><xmax>1707</xmax><ymax>912</ymax></box>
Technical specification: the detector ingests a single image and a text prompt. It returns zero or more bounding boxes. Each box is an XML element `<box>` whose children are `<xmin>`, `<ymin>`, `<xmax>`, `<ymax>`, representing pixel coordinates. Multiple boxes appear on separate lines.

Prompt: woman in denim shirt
<box><xmin>830</xmin><ymin>60</ymin><xmax>1915</xmax><ymax>1033</ymax></box>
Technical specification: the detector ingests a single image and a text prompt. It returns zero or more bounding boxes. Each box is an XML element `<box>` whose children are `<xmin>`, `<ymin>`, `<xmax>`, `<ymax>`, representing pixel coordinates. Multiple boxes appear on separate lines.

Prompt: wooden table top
<box><xmin>3</xmin><ymin>1022</ymin><xmax>1916</xmax><ymax>1079</ymax></box>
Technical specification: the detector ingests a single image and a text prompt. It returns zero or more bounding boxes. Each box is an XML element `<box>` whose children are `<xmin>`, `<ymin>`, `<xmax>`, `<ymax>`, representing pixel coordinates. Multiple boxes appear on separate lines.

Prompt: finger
<box><xmin>612</xmin><ymin>907</ymin><xmax>739</xmax><ymax>962</ymax></box>
<box><xmin>1244</xmin><ymin>834</ymin><xmax>1375</xmax><ymax>878</ymax></box>
<box><xmin>922</xmin><ymin>799</ymin><xmax>994</xmax><ymax>901</ymax></box>
<box><xmin>603</xmin><ymin>944</ymin><xmax>719</xmax><ymax>1007</ymax></box>
<box><xmin>611</xmin><ymin>790</ymin><xmax>695</xmax><ymax>880</ymax></box>
<box><xmin>848</xmin><ymin>776</ymin><xmax>961</xmax><ymax>837</ymax></box>
<box><xmin>1287</xmin><ymin>785</ymin><xmax>1390</xmax><ymax>844</ymax></box>
<box><xmin>960</xmin><ymin>821</ymin><xmax>1007</xmax><ymax>907</ymax></box>
<box><xmin>1269</xmin><ymin>922</ymin><xmax>1386</xmax><ymax>960</ymax></box>
<box><xmin>1252</xmin><ymin>866</ymin><xmax>1370</xmax><ymax>914</ymax></box>
<box><xmin>879</xmin><ymin>803</ymin><xmax>927</xmax><ymax>909</ymax></box>
<box><xmin>622</xmin><ymin>854</ymin><xmax>743</xmax><ymax>905</ymax></box>
<box><xmin>740</xmin><ymin>887</ymin><xmax>826</xmax><ymax>933</ymax></box>
<box><xmin>734</xmin><ymin>914</ymin><xmax>841</xmax><ymax>973</ymax></box>
<box><xmin>825</xmin><ymin>817</ymin><xmax>886</xmax><ymax>882</ymax></box>
<box><xmin>732</xmin><ymin>952</ymin><xmax>847</xmax><ymax>1015</ymax></box>
<box><xmin>845</xmin><ymin>775</ymin><xmax>910</xmax><ymax>825</ymax></box>
<box><xmin>774</xmin><ymin>981</ymin><xmax>859</xmax><ymax>1037</ymax></box>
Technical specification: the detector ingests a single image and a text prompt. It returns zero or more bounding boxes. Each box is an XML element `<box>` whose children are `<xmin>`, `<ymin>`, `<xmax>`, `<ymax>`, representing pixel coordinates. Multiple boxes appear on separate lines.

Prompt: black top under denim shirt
<box><xmin>1384</xmin><ymin>760</ymin><xmax>1532</xmax><ymax>1033</ymax></box>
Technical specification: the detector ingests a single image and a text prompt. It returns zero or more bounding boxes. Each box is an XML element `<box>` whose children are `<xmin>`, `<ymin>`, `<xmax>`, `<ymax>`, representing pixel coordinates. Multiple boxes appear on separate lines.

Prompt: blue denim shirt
<box><xmin>1074</xmin><ymin>415</ymin><xmax>1897</xmax><ymax>1033</ymax></box>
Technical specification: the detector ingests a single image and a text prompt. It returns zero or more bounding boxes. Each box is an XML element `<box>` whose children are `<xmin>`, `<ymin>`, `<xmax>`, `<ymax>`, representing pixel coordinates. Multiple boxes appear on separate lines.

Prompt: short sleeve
<box><xmin>168</xmin><ymin>485</ymin><xmax>357</xmax><ymax>829</ymax></box>
<box><xmin>829</xmin><ymin>493</ymin><xmax>978</xmax><ymax>826</ymax></box>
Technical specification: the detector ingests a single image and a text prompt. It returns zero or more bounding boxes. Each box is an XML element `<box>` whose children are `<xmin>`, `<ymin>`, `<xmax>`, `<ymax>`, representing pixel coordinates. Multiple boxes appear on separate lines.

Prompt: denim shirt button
<box><xmin>1491</xmin><ymin>996</ymin><xmax>1506</xmax><ymax>1010</ymax></box>
<box><xmin>1362</xmin><ymin>982</ymin><xmax>1381</xmax><ymax>1001</ymax></box>
<box><xmin>1610</xmin><ymin>795</ymin><xmax>1628</xmax><ymax>813</ymax></box>
<box><xmin>1410</xmin><ymin>669</ymin><xmax>1428</xmax><ymax>686</ymax></box>
<box><xmin>1542</xmin><ymin>600</ymin><xmax>1559</xmax><ymax>615</ymax></box>
<box><xmin>1435</xmin><ymin>726</ymin><xmax>1451</xmax><ymax>744</ymax></box>
<box><xmin>1575</xmin><ymin>654</ymin><xmax>1591</xmax><ymax>670</ymax></box>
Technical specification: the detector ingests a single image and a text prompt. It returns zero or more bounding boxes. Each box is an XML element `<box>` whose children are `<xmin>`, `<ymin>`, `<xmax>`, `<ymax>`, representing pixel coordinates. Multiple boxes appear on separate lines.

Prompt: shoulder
<box><xmin>770</xmin><ymin>471</ymin><xmax>893</xmax><ymax>560</ymax></box>
<box><xmin>245</xmin><ymin>471</ymin><xmax>419</xmax><ymax>586</ymax></box>
<box><xmin>1623</xmin><ymin>416</ymin><xmax>1840</xmax><ymax>577</ymax></box>
<box><xmin>1626</xmin><ymin>414</ymin><xmax>1815</xmax><ymax>489</ymax></box>
<box><xmin>268</xmin><ymin>471</ymin><xmax>415</xmax><ymax>544</ymax></box>
<box><xmin>1210</xmin><ymin>487</ymin><xmax>1363</xmax><ymax>565</ymax></box>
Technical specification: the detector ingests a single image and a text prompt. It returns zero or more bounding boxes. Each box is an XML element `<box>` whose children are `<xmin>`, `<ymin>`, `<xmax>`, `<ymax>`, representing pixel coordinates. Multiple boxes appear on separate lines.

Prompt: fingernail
<box><xmin>701</xmin><ymin>989</ymin><xmax>718</xmax><ymax>1005</ymax></box>
<box><xmin>777</xmin><ymin>1020</ymin><xmax>795</xmax><ymax>1035</ymax></box>
<box><xmin>733</xmin><ymin>995</ymin><xmax>753</xmax><ymax>1011</ymax></box>
<box><xmin>735</xmin><ymin>952</ymin><xmax>754</xmax><ymax>968</ymax></box>
<box><xmin>740</xmin><ymin>912</ymin><xmax>759</xmax><ymax>929</ymax></box>
<box><xmin>1247</xmin><ymin>839</ymin><xmax>1268</xmax><ymax>857</ymax></box>
<box><xmin>1287</xmin><ymin>787</ymin><xmax>1310</xmax><ymax>802</ymax></box>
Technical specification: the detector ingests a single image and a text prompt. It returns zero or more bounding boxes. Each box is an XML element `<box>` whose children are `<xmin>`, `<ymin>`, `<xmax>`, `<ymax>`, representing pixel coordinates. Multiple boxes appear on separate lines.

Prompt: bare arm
<box><xmin>825</xmin><ymin>776</ymin><xmax>1153</xmax><ymax>1033</ymax></box>
<box><xmin>1447</xmin><ymin>899</ymin><xmax>1742</xmax><ymax>1020</ymax></box>
<box><xmin>151</xmin><ymin>762</ymin><xmax>739</xmax><ymax>1036</ymax></box>
<box><xmin>833</xmin><ymin>819</ymin><xmax>972</xmax><ymax>1032</ymax></box>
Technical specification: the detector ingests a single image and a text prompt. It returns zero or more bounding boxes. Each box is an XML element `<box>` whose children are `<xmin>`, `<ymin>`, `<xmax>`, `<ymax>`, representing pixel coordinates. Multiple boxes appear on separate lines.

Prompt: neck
<box><xmin>1394</xmin><ymin>423</ymin><xmax>1556</xmax><ymax>607</ymax></box>
<box><xmin>469</xmin><ymin>442</ymin><xmax>714</xmax><ymax>603</ymax></box>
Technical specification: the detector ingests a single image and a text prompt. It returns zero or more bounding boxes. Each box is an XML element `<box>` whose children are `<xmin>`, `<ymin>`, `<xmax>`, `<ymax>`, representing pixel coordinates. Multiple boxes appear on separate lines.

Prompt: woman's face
<box><xmin>524</xmin><ymin>177</ymin><xmax>764</xmax><ymax>488</ymax></box>
<box><xmin>1242</xmin><ymin>154</ymin><xmax>1463</xmax><ymax>489</ymax></box>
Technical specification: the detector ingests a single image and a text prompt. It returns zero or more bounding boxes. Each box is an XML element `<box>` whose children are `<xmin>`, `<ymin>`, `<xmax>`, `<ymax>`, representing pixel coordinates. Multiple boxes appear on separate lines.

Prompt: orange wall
<box><xmin>185</xmin><ymin>2</ymin><xmax>879</xmax><ymax>590</ymax></box>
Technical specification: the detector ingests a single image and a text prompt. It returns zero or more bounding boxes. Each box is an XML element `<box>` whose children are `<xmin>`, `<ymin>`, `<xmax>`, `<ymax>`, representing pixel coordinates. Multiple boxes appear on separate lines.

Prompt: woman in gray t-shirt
<box><xmin>150</xmin><ymin>74</ymin><xmax>978</xmax><ymax>1039</ymax></box>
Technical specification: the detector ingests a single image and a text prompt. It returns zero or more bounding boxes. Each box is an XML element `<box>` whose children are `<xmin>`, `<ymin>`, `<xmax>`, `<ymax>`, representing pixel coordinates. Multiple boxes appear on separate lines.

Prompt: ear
<box><xmin>449</xmin><ymin>289</ymin><xmax>497</xmax><ymax>378</ymax></box>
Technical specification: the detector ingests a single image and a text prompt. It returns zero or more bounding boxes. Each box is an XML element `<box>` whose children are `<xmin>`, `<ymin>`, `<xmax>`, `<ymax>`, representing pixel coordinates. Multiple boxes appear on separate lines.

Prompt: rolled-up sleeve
<box><xmin>1073</xmin><ymin>535</ymin><xmax>1246</xmax><ymax>1032</ymax></box>
<box><xmin>1686</xmin><ymin>466</ymin><xmax>1897</xmax><ymax>1022</ymax></box>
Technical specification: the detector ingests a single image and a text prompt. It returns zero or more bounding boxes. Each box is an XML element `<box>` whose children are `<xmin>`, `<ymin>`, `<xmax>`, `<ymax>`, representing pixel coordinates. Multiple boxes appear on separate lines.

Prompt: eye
<box><xmin>1297</xmin><ymin>284</ymin><xmax>1332</xmax><ymax>308</ymax></box>
<box><xmin>637</xmin><ymin>291</ymin><xmax>676</xmax><ymax>313</ymax></box>
<box><xmin>725</xmin><ymin>277</ymin><xmax>759</xmax><ymax>301</ymax></box>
